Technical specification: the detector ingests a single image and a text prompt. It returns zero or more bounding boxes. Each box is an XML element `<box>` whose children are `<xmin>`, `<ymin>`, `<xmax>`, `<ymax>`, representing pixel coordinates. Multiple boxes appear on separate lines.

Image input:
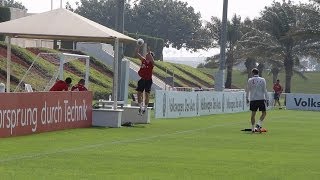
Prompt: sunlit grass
<box><xmin>0</xmin><ymin>110</ymin><xmax>319</xmax><ymax>179</ymax></box>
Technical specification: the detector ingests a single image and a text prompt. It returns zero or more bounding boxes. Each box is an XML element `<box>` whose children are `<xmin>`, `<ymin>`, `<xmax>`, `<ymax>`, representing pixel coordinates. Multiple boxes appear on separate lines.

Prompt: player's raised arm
<box><xmin>135</xmin><ymin>46</ymin><xmax>145</xmax><ymax>62</ymax></box>
<box><xmin>148</xmin><ymin>51</ymin><xmax>155</xmax><ymax>65</ymax></box>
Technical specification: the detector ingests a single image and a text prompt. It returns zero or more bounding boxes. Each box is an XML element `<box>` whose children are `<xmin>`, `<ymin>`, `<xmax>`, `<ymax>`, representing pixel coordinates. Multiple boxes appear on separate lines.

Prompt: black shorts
<box><xmin>136</xmin><ymin>79</ymin><xmax>153</xmax><ymax>93</ymax></box>
<box><xmin>274</xmin><ymin>92</ymin><xmax>280</xmax><ymax>100</ymax></box>
<box><xmin>250</xmin><ymin>100</ymin><xmax>267</xmax><ymax>111</ymax></box>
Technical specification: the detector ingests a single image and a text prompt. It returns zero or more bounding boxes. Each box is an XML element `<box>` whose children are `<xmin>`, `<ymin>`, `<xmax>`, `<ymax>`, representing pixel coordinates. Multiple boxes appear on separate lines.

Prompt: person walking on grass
<box><xmin>273</xmin><ymin>79</ymin><xmax>283</xmax><ymax>109</ymax></box>
<box><xmin>245</xmin><ymin>68</ymin><xmax>269</xmax><ymax>133</ymax></box>
<box><xmin>135</xmin><ymin>44</ymin><xmax>155</xmax><ymax>115</ymax></box>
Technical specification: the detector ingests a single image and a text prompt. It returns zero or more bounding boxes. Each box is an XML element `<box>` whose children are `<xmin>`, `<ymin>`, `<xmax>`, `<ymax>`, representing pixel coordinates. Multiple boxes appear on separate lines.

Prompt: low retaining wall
<box><xmin>286</xmin><ymin>93</ymin><xmax>320</xmax><ymax>111</ymax></box>
<box><xmin>155</xmin><ymin>90</ymin><xmax>274</xmax><ymax>118</ymax></box>
<box><xmin>0</xmin><ymin>91</ymin><xmax>92</xmax><ymax>138</ymax></box>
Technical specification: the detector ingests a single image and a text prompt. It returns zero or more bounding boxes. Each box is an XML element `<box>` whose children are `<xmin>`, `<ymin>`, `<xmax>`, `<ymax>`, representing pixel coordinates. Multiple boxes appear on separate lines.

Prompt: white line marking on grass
<box><xmin>0</xmin><ymin>121</ymin><xmax>245</xmax><ymax>164</ymax></box>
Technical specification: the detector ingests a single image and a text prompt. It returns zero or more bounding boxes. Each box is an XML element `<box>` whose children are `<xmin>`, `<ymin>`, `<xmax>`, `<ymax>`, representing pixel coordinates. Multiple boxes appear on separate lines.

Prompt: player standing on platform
<box><xmin>245</xmin><ymin>68</ymin><xmax>269</xmax><ymax>133</ymax></box>
<box><xmin>135</xmin><ymin>44</ymin><xmax>155</xmax><ymax>115</ymax></box>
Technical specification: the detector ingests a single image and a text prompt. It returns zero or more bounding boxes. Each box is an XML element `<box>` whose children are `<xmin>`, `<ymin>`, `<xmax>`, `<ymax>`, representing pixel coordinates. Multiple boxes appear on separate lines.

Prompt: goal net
<box><xmin>14</xmin><ymin>52</ymin><xmax>90</xmax><ymax>92</ymax></box>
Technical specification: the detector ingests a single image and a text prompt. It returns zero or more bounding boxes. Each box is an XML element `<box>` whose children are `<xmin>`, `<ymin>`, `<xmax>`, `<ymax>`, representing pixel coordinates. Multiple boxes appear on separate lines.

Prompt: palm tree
<box><xmin>205</xmin><ymin>14</ymin><xmax>243</xmax><ymax>88</ymax></box>
<box><xmin>240</xmin><ymin>1</ymin><xmax>320</xmax><ymax>93</ymax></box>
<box><xmin>267</xmin><ymin>58</ymin><xmax>307</xmax><ymax>84</ymax></box>
<box><xmin>268</xmin><ymin>59</ymin><xmax>282</xmax><ymax>83</ymax></box>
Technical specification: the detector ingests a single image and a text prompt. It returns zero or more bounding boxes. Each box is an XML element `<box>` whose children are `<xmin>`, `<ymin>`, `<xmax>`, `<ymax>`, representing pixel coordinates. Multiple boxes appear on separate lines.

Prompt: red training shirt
<box><xmin>273</xmin><ymin>83</ymin><xmax>283</xmax><ymax>93</ymax></box>
<box><xmin>71</xmin><ymin>84</ymin><xmax>88</xmax><ymax>91</ymax></box>
<box><xmin>50</xmin><ymin>80</ymin><xmax>69</xmax><ymax>91</ymax></box>
<box><xmin>138</xmin><ymin>56</ymin><xmax>154</xmax><ymax>80</ymax></box>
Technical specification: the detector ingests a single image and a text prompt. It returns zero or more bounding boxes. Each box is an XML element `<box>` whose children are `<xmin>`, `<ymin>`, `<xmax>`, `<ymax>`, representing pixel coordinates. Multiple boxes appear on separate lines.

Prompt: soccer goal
<box><xmin>14</xmin><ymin>52</ymin><xmax>90</xmax><ymax>92</ymax></box>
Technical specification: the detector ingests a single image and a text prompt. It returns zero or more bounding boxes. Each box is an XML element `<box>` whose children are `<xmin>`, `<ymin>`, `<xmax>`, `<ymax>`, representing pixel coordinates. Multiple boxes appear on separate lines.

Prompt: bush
<box><xmin>0</xmin><ymin>7</ymin><xmax>11</xmax><ymax>41</ymax></box>
<box><xmin>124</xmin><ymin>33</ymin><xmax>164</xmax><ymax>61</ymax></box>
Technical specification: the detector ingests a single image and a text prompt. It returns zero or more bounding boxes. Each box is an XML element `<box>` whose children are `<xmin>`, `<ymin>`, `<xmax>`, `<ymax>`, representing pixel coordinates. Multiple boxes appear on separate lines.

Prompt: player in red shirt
<box><xmin>71</xmin><ymin>79</ymin><xmax>88</xmax><ymax>91</ymax></box>
<box><xmin>273</xmin><ymin>79</ymin><xmax>283</xmax><ymax>109</ymax></box>
<box><xmin>49</xmin><ymin>77</ymin><xmax>72</xmax><ymax>91</ymax></box>
<box><xmin>135</xmin><ymin>45</ymin><xmax>154</xmax><ymax>115</ymax></box>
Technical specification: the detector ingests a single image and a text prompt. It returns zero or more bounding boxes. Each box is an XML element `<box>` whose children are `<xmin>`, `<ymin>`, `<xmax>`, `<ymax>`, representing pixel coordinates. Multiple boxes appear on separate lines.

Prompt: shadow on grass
<box><xmin>91</xmin><ymin>124</ymin><xmax>146</xmax><ymax>129</ymax></box>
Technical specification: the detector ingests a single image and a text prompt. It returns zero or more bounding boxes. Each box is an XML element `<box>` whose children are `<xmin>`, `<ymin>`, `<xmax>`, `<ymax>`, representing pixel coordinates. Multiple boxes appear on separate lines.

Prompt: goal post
<box><xmin>58</xmin><ymin>53</ymin><xmax>90</xmax><ymax>88</ymax></box>
<box><xmin>14</xmin><ymin>52</ymin><xmax>90</xmax><ymax>92</ymax></box>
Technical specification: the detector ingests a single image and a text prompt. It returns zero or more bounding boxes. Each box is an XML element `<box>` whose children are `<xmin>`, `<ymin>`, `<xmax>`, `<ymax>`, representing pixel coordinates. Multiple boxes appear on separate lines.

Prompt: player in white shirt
<box><xmin>245</xmin><ymin>68</ymin><xmax>269</xmax><ymax>133</ymax></box>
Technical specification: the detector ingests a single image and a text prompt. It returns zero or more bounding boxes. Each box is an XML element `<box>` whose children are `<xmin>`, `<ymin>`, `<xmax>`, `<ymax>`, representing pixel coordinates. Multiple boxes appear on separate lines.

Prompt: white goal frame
<box><xmin>58</xmin><ymin>53</ymin><xmax>90</xmax><ymax>88</ymax></box>
<box><xmin>15</xmin><ymin>52</ymin><xmax>90</xmax><ymax>92</ymax></box>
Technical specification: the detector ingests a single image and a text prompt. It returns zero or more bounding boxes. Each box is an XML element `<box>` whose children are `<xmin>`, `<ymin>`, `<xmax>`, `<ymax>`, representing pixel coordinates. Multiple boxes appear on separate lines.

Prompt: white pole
<box><xmin>214</xmin><ymin>0</ymin><xmax>228</xmax><ymax>91</ymax></box>
<box><xmin>51</xmin><ymin>0</ymin><xmax>53</xmax><ymax>10</ymax></box>
<box><xmin>59</xmin><ymin>54</ymin><xmax>64</xmax><ymax>80</ymax></box>
<box><xmin>6</xmin><ymin>37</ymin><xmax>11</xmax><ymax>93</ymax></box>
<box><xmin>60</xmin><ymin>0</ymin><xmax>63</xmax><ymax>8</ymax></box>
<box><xmin>113</xmin><ymin>38</ymin><xmax>119</xmax><ymax>110</ymax></box>
<box><xmin>172</xmin><ymin>70</ymin><xmax>174</xmax><ymax>87</ymax></box>
<box><xmin>85</xmin><ymin>57</ymin><xmax>90</xmax><ymax>88</ymax></box>
<box><xmin>2</xmin><ymin>0</ymin><xmax>4</xmax><ymax>6</ymax></box>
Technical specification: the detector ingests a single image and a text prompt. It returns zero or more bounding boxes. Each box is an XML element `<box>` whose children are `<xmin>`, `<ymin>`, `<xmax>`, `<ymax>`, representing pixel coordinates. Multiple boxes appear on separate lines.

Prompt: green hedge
<box><xmin>0</xmin><ymin>7</ymin><xmax>11</xmax><ymax>41</ymax></box>
<box><xmin>59</xmin><ymin>33</ymin><xmax>164</xmax><ymax>61</ymax></box>
<box><xmin>124</xmin><ymin>33</ymin><xmax>164</xmax><ymax>61</ymax></box>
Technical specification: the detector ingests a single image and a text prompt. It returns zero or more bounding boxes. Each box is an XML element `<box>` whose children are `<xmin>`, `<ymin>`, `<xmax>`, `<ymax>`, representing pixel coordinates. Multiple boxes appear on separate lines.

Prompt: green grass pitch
<box><xmin>0</xmin><ymin>109</ymin><xmax>319</xmax><ymax>180</ymax></box>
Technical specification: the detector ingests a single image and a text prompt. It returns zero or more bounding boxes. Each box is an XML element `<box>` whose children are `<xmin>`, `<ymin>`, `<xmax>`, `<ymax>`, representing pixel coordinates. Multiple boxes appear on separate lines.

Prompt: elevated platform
<box><xmin>92</xmin><ymin>105</ymin><xmax>151</xmax><ymax>128</ymax></box>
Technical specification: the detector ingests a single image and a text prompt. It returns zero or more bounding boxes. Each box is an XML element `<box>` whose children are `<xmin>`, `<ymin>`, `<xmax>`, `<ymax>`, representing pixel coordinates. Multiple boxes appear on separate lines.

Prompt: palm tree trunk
<box><xmin>272</xmin><ymin>71</ymin><xmax>278</xmax><ymax>83</ymax></box>
<box><xmin>284</xmin><ymin>69</ymin><xmax>292</xmax><ymax>93</ymax></box>
<box><xmin>284</xmin><ymin>55</ymin><xmax>293</xmax><ymax>93</ymax></box>
<box><xmin>257</xmin><ymin>63</ymin><xmax>264</xmax><ymax>77</ymax></box>
<box><xmin>271</xmin><ymin>67</ymin><xmax>280</xmax><ymax>83</ymax></box>
<box><xmin>225</xmin><ymin>56</ymin><xmax>234</xmax><ymax>88</ymax></box>
<box><xmin>245</xmin><ymin>57</ymin><xmax>256</xmax><ymax>79</ymax></box>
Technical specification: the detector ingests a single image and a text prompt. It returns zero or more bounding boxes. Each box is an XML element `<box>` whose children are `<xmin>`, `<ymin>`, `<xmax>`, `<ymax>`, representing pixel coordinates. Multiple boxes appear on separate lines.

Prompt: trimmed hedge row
<box><xmin>124</xmin><ymin>33</ymin><xmax>164</xmax><ymax>61</ymax></box>
<box><xmin>60</xmin><ymin>34</ymin><xmax>165</xmax><ymax>61</ymax></box>
<box><xmin>0</xmin><ymin>7</ymin><xmax>10</xmax><ymax>41</ymax></box>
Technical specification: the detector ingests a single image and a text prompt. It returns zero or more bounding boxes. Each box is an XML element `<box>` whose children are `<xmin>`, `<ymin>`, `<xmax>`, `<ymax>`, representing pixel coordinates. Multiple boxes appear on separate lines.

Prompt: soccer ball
<box><xmin>137</xmin><ymin>38</ymin><xmax>144</xmax><ymax>46</ymax></box>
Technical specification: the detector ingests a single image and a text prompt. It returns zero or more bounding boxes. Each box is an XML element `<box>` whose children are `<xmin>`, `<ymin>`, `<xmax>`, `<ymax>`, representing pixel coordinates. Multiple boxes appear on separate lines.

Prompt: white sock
<box><xmin>252</xmin><ymin>125</ymin><xmax>255</xmax><ymax>131</ymax></box>
<box><xmin>257</xmin><ymin>120</ymin><xmax>263</xmax><ymax>127</ymax></box>
<box><xmin>139</xmin><ymin>103</ymin><xmax>143</xmax><ymax>109</ymax></box>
